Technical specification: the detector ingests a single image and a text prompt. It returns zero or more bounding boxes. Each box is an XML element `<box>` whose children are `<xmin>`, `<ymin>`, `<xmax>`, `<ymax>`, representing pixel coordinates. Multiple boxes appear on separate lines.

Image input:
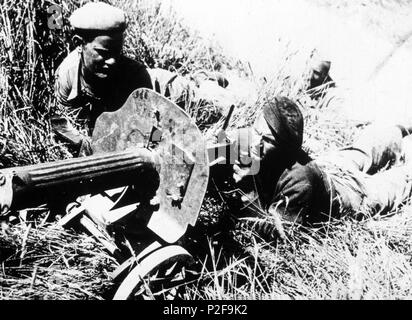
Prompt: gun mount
<box><xmin>91</xmin><ymin>88</ymin><xmax>209</xmax><ymax>243</ymax></box>
<box><xmin>0</xmin><ymin>89</ymin><xmax>211</xmax><ymax>300</ymax></box>
<box><xmin>0</xmin><ymin>89</ymin><xmax>209</xmax><ymax>242</ymax></box>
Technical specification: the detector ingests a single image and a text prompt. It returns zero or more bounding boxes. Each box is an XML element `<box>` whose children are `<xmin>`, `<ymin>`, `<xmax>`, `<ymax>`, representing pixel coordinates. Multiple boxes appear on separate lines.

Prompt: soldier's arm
<box><xmin>52</xmin><ymin>69</ymin><xmax>90</xmax><ymax>154</ymax></box>
<box><xmin>124</xmin><ymin>58</ymin><xmax>153</xmax><ymax>91</ymax></box>
<box><xmin>244</xmin><ymin>162</ymin><xmax>327</xmax><ymax>242</ymax></box>
<box><xmin>270</xmin><ymin>164</ymin><xmax>324</xmax><ymax>228</ymax></box>
<box><xmin>138</xmin><ymin>66</ymin><xmax>153</xmax><ymax>90</ymax></box>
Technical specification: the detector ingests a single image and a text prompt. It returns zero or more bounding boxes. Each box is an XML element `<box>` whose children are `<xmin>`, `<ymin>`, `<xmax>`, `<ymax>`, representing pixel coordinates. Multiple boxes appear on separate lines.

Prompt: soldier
<box><xmin>306</xmin><ymin>60</ymin><xmax>335</xmax><ymax>101</ymax></box>
<box><xmin>52</xmin><ymin>2</ymin><xmax>238</xmax><ymax>156</ymax></box>
<box><xmin>147</xmin><ymin>68</ymin><xmax>235</xmax><ymax>116</ymax></box>
<box><xmin>52</xmin><ymin>2</ymin><xmax>153</xmax><ymax>156</ymax></box>
<box><xmin>216</xmin><ymin>96</ymin><xmax>412</xmax><ymax>240</ymax></box>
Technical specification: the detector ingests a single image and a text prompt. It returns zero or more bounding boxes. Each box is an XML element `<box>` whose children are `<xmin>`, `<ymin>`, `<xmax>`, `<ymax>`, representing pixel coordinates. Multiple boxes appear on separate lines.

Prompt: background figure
<box><xmin>306</xmin><ymin>60</ymin><xmax>335</xmax><ymax>100</ymax></box>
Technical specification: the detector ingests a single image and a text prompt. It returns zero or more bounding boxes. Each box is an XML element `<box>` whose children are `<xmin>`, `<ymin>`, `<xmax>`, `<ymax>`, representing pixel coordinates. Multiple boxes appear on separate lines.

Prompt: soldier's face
<box><xmin>310</xmin><ymin>69</ymin><xmax>326</xmax><ymax>85</ymax></box>
<box><xmin>82</xmin><ymin>33</ymin><xmax>124</xmax><ymax>80</ymax></box>
<box><xmin>253</xmin><ymin>113</ymin><xmax>277</xmax><ymax>157</ymax></box>
<box><xmin>310</xmin><ymin>62</ymin><xmax>330</xmax><ymax>87</ymax></box>
<box><xmin>311</xmin><ymin>69</ymin><xmax>322</xmax><ymax>81</ymax></box>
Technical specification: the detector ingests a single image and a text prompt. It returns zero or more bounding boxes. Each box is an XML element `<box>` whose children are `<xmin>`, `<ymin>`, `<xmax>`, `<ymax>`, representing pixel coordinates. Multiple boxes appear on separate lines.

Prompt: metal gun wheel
<box><xmin>113</xmin><ymin>245</ymin><xmax>195</xmax><ymax>300</ymax></box>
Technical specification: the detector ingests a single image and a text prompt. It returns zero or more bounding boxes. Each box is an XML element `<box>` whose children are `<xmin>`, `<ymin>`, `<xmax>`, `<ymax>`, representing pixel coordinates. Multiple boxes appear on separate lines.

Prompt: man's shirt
<box><xmin>269</xmin><ymin>160</ymin><xmax>333</xmax><ymax>225</ymax></box>
<box><xmin>54</xmin><ymin>48</ymin><xmax>153</xmax><ymax>142</ymax></box>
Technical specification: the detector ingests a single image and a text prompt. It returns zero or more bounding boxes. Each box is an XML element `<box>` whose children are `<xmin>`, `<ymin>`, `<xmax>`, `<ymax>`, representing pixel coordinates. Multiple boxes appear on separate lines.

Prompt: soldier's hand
<box><xmin>205</xmin><ymin>127</ymin><xmax>228</xmax><ymax>144</ymax></box>
<box><xmin>233</xmin><ymin>149</ymin><xmax>261</xmax><ymax>183</ymax></box>
<box><xmin>233</xmin><ymin>163</ymin><xmax>250</xmax><ymax>183</ymax></box>
<box><xmin>215</xmin><ymin>128</ymin><xmax>228</xmax><ymax>143</ymax></box>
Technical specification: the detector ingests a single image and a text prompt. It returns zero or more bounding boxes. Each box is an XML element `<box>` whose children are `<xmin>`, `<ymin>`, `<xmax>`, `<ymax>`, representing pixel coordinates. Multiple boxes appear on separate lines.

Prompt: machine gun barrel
<box><xmin>0</xmin><ymin>148</ymin><xmax>158</xmax><ymax>214</ymax></box>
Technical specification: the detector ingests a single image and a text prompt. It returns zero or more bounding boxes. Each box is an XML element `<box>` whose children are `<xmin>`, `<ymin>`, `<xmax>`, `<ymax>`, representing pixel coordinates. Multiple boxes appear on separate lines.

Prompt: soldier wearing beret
<box><xmin>52</xmin><ymin>3</ymin><xmax>238</xmax><ymax>156</ymax></box>
<box><xmin>52</xmin><ymin>2</ymin><xmax>153</xmax><ymax>156</ymax></box>
<box><xmin>215</xmin><ymin>97</ymin><xmax>412</xmax><ymax>240</ymax></box>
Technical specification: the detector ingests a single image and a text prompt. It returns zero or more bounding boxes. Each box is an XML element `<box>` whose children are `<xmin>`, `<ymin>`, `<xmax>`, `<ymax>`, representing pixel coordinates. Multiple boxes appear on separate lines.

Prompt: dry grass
<box><xmin>184</xmin><ymin>206</ymin><xmax>412</xmax><ymax>300</ymax></box>
<box><xmin>1</xmin><ymin>0</ymin><xmax>412</xmax><ymax>300</ymax></box>
<box><xmin>0</xmin><ymin>219</ymin><xmax>115</xmax><ymax>300</ymax></box>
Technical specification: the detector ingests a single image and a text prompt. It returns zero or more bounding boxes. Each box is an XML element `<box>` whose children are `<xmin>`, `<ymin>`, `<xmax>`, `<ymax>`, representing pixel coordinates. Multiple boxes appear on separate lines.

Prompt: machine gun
<box><xmin>0</xmin><ymin>88</ymin><xmax>210</xmax><ymax>300</ymax></box>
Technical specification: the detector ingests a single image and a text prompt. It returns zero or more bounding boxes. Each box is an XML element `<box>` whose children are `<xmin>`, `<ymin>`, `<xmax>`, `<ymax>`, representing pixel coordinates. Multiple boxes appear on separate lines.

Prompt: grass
<box><xmin>184</xmin><ymin>211</ymin><xmax>412</xmax><ymax>299</ymax></box>
<box><xmin>1</xmin><ymin>0</ymin><xmax>412</xmax><ymax>300</ymax></box>
<box><xmin>0</xmin><ymin>220</ymin><xmax>115</xmax><ymax>300</ymax></box>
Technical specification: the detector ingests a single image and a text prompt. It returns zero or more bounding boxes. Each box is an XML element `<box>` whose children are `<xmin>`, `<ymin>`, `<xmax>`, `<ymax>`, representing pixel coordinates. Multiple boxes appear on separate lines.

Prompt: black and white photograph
<box><xmin>1</xmin><ymin>0</ymin><xmax>412</xmax><ymax>303</ymax></box>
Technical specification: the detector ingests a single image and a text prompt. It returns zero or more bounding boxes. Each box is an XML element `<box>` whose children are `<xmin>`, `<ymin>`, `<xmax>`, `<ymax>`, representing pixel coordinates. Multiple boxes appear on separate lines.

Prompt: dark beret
<box><xmin>262</xmin><ymin>96</ymin><xmax>304</xmax><ymax>152</ymax></box>
<box><xmin>69</xmin><ymin>2</ymin><xmax>127</xmax><ymax>33</ymax></box>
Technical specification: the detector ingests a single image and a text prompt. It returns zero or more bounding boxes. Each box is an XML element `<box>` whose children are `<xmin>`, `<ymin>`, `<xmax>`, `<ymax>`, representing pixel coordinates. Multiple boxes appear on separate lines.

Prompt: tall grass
<box><xmin>185</xmin><ymin>210</ymin><xmax>412</xmax><ymax>300</ymax></box>
<box><xmin>0</xmin><ymin>0</ymin><xmax>77</xmax><ymax>166</ymax></box>
<box><xmin>1</xmin><ymin>0</ymin><xmax>412</xmax><ymax>300</ymax></box>
<box><xmin>0</xmin><ymin>221</ymin><xmax>115</xmax><ymax>300</ymax></box>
